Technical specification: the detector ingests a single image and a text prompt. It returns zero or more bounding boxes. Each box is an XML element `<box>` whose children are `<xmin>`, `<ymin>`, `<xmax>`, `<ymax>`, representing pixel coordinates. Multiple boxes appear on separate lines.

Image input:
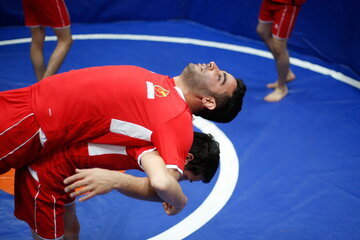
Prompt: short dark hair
<box><xmin>197</xmin><ymin>78</ymin><xmax>246</xmax><ymax>123</ymax></box>
<box><xmin>185</xmin><ymin>132</ymin><xmax>220</xmax><ymax>183</ymax></box>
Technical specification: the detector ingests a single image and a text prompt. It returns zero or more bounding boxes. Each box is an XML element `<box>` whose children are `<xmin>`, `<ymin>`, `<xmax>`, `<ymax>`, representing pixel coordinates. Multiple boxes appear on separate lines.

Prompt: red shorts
<box><xmin>0</xmin><ymin>87</ymin><xmax>43</xmax><ymax>174</ymax></box>
<box><xmin>258</xmin><ymin>0</ymin><xmax>301</xmax><ymax>39</ymax></box>
<box><xmin>14</xmin><ymin>166</ymin><xmax>74</xmax><ymax>239</ymax></box>
<box><xmin>22</xmin><ymin>0</ymin><xmax>71</xmax><ymax>28</ymax></box>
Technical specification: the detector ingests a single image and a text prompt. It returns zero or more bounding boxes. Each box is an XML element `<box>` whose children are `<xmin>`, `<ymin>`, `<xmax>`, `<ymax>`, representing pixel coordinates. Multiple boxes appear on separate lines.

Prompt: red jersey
<box><xmin>0</xmin><ymin>66</ymin><xmax>193</xmax><ymax>173</ymax></box>
<box><xmin>33</xmin><ymin>66</ymin><xmax>193</xmax><ymax>171</ymax></box>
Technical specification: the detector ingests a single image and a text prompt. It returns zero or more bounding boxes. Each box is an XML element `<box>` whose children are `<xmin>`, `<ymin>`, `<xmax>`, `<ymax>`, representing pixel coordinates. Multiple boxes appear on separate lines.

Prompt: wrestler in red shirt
<box><xmin>14</xmin><ymin>132</ymin><xmax>219</xmax><ymax>239</ymax></box>
<box><xmin>0</xmin><ymin>63</ymin><xmax>245</xmax><ymax>174</ymax></box>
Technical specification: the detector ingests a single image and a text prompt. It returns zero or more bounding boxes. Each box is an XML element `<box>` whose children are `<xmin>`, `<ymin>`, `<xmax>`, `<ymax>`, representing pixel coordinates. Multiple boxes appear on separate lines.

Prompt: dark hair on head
<box><xmin>185</xmin><ymin>132</ymin><xmax>220</xmax><ymax>183</ymax></box>
<box><xmin>196</xmin><ymin>78</ymin><xmax>246</xmax><ymax>123</ymax></box>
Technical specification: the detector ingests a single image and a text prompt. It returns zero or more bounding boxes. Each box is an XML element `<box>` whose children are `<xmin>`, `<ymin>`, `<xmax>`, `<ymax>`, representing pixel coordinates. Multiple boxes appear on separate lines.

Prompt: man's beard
<box><xmin>181</xmin><ymin>63</ymin><xmax>208</xmax><ymax>92</ymax></box>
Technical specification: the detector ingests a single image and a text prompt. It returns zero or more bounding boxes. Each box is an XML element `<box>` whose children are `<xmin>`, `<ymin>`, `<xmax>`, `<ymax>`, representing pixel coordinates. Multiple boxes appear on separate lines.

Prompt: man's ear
<box><xmin>185</xmin><ymin>153</ymin><xmax>194</xmax><ymax>164</ymax></box>
<box><xmin>201</xmin><ymin>96</ymin><xmax>216</xmax><ymax>110</ymax></box>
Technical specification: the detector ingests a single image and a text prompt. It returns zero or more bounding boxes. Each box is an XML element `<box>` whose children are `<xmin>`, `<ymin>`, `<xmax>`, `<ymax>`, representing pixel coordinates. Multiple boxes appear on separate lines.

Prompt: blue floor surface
<box><xmin>0</xmin><ymin>20</ymin><xmax>359</xmax><ymax>240</ymax></box>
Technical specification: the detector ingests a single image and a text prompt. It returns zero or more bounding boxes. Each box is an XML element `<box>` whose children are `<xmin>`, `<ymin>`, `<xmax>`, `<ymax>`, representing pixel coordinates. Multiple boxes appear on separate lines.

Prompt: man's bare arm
<box><xmin>64</xmin><ymin>151</ymin><xmax>187</xmax><ymax>215</ymax></box>
<box><xmin>140</xmin><ymin>151</ymin><xmax>188</xmax><ymax>215</ymax></box>
<box><xmin>64</xmin><ymin>168</ymin><xmax>161</xmax><ymax>202</ymax></box>
<box><xmin>114</xmin><ymin>173</ymin><xmax>161</xmax><ymax>202</ymax></box>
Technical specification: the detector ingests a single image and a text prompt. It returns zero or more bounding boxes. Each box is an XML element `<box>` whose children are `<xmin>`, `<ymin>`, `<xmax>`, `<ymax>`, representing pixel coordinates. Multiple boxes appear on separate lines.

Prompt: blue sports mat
<box><xmin>0</xmin><ymin>20</ymin><xmax>359</xmax><ymax>240</ymax></box>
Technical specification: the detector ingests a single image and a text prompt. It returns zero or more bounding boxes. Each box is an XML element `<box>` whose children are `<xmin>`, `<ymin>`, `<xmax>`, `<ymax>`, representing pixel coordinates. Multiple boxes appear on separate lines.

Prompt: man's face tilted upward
<box><xmin>181</xmin><ymin>61</ymin><xmax>237</xmax><ymax>97</ymax></box>
<box><xmin>179</xmin><ymin>61</ymin><xmax>246</xmax><ymax>123</ymax></box>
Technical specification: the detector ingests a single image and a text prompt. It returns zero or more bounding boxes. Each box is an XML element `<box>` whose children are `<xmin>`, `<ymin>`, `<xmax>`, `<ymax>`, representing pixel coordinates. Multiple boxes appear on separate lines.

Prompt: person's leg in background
<box><xmin>22</xmin><ymin>0</ymin><xmax>72</xmax><ymax>81</ymax></box>
<box><xmin>257</xmin><ymin>22</ymin><xmax>294</xmax><ymax>102</ymax></box>
<box><xmin>29</xmin><ymin>27</ymin><xmax>46</xmax><ymax>81</ymax></box>
<box><xmin>42</xmin><ymin>27</ymin><xmax>73</xmax><ymax>79</ymax></box>
<box><xmin>256</xmin><ymin>0</ymin><xmax>300</xmax><ymax>102</ymax></box>
<box><xmin>63</xmin><ymin>202</ymin><xmax>80</xmax><ymax>240</ymax></box>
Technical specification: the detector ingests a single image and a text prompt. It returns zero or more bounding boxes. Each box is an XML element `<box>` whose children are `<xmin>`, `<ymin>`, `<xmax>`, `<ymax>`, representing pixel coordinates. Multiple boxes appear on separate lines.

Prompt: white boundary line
<box><xmin>0</xmin><ymin>33</ymin><xmax>358</xmax><ymax>240</ymax></box>
<box><xmin>0</xmin><ymin>34</ymin><xmax>359</xmax><ymax>89</ymax></box>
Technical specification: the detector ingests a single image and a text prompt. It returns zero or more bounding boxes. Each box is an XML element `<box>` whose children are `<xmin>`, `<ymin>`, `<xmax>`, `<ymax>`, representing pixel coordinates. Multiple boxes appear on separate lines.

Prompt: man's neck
<box><xmin>173</xmin><ymin>76</ymin><xmax>183</xmax><ymax>90</ymax></box>
<box><xmin>173</xmin><ymin>76</ymin><xmax>203</xmax><ymax>114</ymax></box>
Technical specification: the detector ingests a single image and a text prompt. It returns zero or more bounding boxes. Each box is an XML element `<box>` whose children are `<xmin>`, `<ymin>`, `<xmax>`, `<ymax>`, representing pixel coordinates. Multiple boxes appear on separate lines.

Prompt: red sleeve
<box><xmin>150</xmin><ymin>110</ymin><xmax>193</xmax><ymax>173</ymax></box>
<box><xmin>126</xmin><ymin>145</ymin><xmax>157</xmax><ymax>169</ymax></box>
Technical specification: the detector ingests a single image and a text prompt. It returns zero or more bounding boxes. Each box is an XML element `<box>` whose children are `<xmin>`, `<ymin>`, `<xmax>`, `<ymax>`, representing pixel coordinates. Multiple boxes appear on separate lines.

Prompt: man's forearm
<box><xmin>64</xmin><ymin>168</ymin><xmax>163</xmax><ymax>202</ymax></box>
<box><xmin>141</xmin><ymin>152</ymin><xmax>188</xmax><ymax>212</ymax></box>
<box><xmin>151</xmin><ymin>173</ymin><xmax>188</xmax><ymax>210</ymax></box>
<box><xmin>112</xmin><ymin>171</ymin><xmax>162</xmax><ymax>202</ymax></box>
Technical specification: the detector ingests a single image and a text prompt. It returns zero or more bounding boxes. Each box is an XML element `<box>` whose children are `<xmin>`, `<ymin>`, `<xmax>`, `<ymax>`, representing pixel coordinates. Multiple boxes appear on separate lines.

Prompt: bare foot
<box><xmin>267</xmin><ymin>71</ymin><xmax>296</xmax><ymax>88</ymax></box>
<box><xmin>264</xmin><ymin>86</ymin><xmax>288</xmax><ymax>102</ymax></box>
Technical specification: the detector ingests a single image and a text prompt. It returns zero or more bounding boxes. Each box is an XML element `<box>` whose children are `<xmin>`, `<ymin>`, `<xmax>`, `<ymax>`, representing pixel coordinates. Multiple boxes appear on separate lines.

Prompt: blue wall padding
<box><xmin>0</xmin><ymin>0</ymin><xmax>359</xmax><ymax>78</ymax></box>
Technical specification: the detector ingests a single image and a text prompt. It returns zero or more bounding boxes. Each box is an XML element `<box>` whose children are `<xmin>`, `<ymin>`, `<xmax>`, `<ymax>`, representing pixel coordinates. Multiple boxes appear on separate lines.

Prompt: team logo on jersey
<box><xmin>146</xmin><ymin>81</ymin><xmax>169</xmax><ymax>99</ymax></box>
<box><xmin>154</xmin><ymin>85</ymin><xmax>170</xmax><ymax>97</ymax></box>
